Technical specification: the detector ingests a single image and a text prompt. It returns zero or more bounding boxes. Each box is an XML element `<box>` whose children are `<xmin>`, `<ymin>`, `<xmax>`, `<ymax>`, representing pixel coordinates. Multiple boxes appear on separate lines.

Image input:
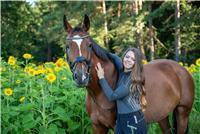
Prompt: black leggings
<box><xmin>115</xmin><ymin>110</ymin><xmax>147</xmax><ymax>134</ymax></box>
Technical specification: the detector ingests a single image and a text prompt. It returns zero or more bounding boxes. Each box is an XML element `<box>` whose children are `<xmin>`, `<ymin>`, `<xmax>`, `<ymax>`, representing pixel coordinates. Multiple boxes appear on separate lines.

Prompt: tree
<box><xmin>132</xmin><ymin>0</ymin><xmax>146</xmax><ymax>59</ymax></box>
<box><xmin>175</xmin><ymin>0</ymin><xmax>181</xmax><ymax>61</ymax></box>
<box><xmin>102</xmin><ymin>0</ymin><xmax>108</xmax><ymax>48</ymax></box>
<box><xmin>1</xmin><ymin>1</ymin><xmax>37</xmax><ymax>59</ymax></box>
<box><xmin>2</xmin><ymin>1</ymin><xmax>199</xmax><ymax>63</ymax></box>
<box><xmin>148</xmin><ymin>2</ymin><xmax>155</xmax><ymax>61</ymax></box>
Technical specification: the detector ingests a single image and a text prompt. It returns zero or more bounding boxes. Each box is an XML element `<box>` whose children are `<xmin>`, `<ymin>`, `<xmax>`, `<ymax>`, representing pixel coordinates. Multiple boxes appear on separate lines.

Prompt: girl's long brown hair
<box><xmin>122</xmin><ymin>48</ymin><xmax>147</xmax><ymax>112</ymax></box>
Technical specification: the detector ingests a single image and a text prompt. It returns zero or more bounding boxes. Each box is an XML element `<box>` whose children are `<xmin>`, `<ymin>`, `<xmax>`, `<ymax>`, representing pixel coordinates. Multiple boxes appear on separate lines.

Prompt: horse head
<box><xmin>63</xmin><ymin>14</ymin><xmax>93</xmax><ymax>87</ymax></box>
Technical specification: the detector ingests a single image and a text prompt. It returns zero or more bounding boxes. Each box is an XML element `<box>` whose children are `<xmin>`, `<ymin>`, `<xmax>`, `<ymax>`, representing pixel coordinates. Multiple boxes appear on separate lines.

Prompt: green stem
<box><xmin>82</xmin><ymin>98</ymin><xmax>84</xmax><ymax>134</ymax></box>
<box><xmin>47</xmin><ymin>118</ymin><xmax>60</xmax><ymax>126</ymax></box>
<box><xmin>12</xmin><ymin>68</ymin><xmax>14</xmax><ymax>85</ymax></box>
<box><xmin>9</xmin><ymin>67</ymin><xmax>12</xmax><ymax>86</ymax></box>
<box><xmin>50</xmin><ymin>83</ymin><xmax>54</xmax><ymax>111</ymax></box>
<box><xmin>26</xmin><ymin>59</ymin><xmax>28</xmax><ymax>66</ymax></box>
<box><xmin>29</xmin><ymin>78</ymin><xmax>32</xmax><ymax>103</ymax></box>
<box><xmin>6</xmin><ymin>98</ymin><xmax>9</xmax><ymax>108</ymax></box>
<box><xmin>41</xmin><ymin>83</ymin><xmax>46</xmax><ymax>128</ymax></box>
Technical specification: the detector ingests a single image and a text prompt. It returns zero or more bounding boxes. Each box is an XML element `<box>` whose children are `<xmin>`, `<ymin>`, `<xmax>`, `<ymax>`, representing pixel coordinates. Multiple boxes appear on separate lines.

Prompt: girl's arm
<box><xmin>95</xmin><ymin>62</ymin><xmax>129</xmax><ymax>101</ymax></box>
<box><xmin>99</xmin><ymin>78</ymin><xmax>129</xmax><ymax>101</ymax></box>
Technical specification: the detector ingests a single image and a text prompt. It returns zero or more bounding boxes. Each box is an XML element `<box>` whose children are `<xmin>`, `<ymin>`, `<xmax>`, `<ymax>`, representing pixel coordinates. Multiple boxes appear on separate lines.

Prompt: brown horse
<box><xmin>63</xmin><ymin>14</ymin><xmax>194</xmax><ymax>134</ymax></box>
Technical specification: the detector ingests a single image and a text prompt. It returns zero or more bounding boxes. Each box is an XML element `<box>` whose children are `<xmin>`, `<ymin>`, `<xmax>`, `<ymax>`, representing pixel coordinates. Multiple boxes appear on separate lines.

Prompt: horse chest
<box><xmin>86</xmin><ymin>95</ymin><xmax>116</xmax><ymax>128</ymax></box>
<box><xmin>90</xmin><ymin>107</ymin><xmax>116</xmax><ymax>128</ymax></box>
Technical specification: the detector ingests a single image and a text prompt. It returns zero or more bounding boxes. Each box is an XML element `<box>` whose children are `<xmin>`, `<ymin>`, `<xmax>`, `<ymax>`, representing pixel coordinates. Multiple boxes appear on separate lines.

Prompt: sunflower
<box><xmin>34</xmin><ymin>69</ymin><xmax>44</xmax><ymax>75</ymax></box>
<box><xmin>178</xmin><ymin>62</ymin><xmax>183</xmax><ymax>66</ymax></box>
<box><xmin>4</xmin><ymin>88</ymin><xmax>13</xmax><ymax>96</ymax></box>
<box><xmin>28</xmin><ymin>68</ymin><xmax>36</xmax><ymax>76</ymax></box>
<box><xmin>62</xmin><ymin>77</ymin><xmax>67</xmax><ymax>80</ymax></box>
<box><xmin>184</xmin><ymin>66</ymin><xmax>189</xmax><ymax>71</ymax></box>
<box><xmin>23</xmin><ymin>53</ymin><xmax>32</xmax><ymax>59</ymax></box>
<box><xmin>142</xmin><ymin>60</ymin><xmax>148</xmax><ymax>65</ymax></box>
<box><xmin>46</xmin><ymin>68</ymin><xmax>53</xmax><ymax>73</ymax></box>
<box><xmin>8</xmin><ymin>56</ymin><xmax>16</xmax><ymax>66</ymax></box>
<box><xmin>190</xmin><ymin>64</ymin><xmax>197</xmax><ymax>73</ymax></box>
<box><xmin>55</xmin><ymin>58</ymin><xmax>65</xmax><ymax>67</ymax></box>
<box><xmin>196</xmin><ymin>58</ymin><xmax>200</xmax><ymax>67</ymax></box>
<box><xmin>0</xmin><ymin>67</ymin><xmax>6</xmax><ymax>72</ymax></box>
<box><xmin>188</xmin><ymin>67</ymin><xmax>195</xmax><ymax>74</ymax></box>
<box><xmin>16</xmin><ymin>80</ymin><xmax>21</xmax><ymax>84</ymax></box>
<box><xmin>46</xmin><ymin>73</ymin><xmax>56</xmax><ymax>83</ymax></box>
<box><xmin>19</xmin><ymin>96</ymin><xmax>25</xmax><ymax>102</ymax></box>
<box><xmin>54</xmin><ymin>66</ymin><xmax>61</xmax><ymax>72</ymax></box>
<box><xmin>64</xmin><ymin>62</ymin><xmax>70</xmax><ymax>70</ymax></box>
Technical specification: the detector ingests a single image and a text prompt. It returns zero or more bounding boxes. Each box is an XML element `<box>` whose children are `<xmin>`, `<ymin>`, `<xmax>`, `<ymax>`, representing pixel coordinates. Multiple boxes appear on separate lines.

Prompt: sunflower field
<box><xmin>1</xmin><ymin>54</ymin><xmax>92</xmax><ymax>134</ymax></box>
<box><xmin>1</xmin><ymin>55</ymin><xmax>200</xmax><ymax>133</ymax></box>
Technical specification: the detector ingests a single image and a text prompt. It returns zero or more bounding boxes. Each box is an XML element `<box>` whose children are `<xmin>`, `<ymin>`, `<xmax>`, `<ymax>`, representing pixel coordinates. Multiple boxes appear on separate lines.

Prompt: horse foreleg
<box><xmin>175</xmin><ymin>106</ymin><xmax>190</xmax><ymax>134</ymax></box>
<box><xmin>92</xmin><ymin>124</ymin><xmax>109</xmax><ymax>134</ymax></box>
<box><xmin>158</xmin><ymin>116</ymin><xmax>172</xmax><ymax>134</ymax></box>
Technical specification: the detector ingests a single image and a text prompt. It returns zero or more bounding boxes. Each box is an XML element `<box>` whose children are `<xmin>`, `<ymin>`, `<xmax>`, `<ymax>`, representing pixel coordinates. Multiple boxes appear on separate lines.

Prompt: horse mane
<box><xmin>90</xmin><ymin>38</ymin><xmax>110</xmax><ymax>61</ymax></box>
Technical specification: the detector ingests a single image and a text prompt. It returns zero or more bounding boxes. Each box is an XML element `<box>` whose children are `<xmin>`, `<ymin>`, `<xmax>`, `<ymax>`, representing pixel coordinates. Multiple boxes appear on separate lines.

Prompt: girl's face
<box><xmin>123</xmin><ymin>51</ymin><xmax>135</xmax><ymax>71</ymax></box>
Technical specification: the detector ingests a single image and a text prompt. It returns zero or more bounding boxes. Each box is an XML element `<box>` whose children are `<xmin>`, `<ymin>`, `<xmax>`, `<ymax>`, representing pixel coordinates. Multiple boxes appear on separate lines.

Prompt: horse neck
<box><xmin>87</xmin><ymin>53</ymin><xmax>118</xmax><ymax>96</ymax></box>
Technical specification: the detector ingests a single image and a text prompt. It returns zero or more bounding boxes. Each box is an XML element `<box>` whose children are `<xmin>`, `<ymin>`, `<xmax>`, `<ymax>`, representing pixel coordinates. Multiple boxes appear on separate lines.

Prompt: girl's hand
<box><xmin>95</xmin><ymin>62</ymin><xmax>105</xmax><ymax>79</ymax></box>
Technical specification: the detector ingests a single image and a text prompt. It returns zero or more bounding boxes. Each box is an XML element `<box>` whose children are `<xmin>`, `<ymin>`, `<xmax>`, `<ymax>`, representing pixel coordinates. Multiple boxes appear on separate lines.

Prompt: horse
<box><xmin>63</xmin><ymin>14</ymin><xmax>194</xmax><ymax>134</ymax></box>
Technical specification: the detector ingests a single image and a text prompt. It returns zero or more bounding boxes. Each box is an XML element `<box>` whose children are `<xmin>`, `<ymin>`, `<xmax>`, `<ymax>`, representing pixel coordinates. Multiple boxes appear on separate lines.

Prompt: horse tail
<box><xmin>173</xmin><ymin>108</ymin><xmax>189</xmax><ymax>134</ymax></box>
<box><xmin>172</xmin><ymin>109</ymin><xmax>177</xmax><ymax>134</ymax></box>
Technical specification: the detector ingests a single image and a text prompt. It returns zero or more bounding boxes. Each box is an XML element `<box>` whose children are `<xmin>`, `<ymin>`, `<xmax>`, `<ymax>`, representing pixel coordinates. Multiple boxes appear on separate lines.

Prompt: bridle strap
<box><xmin>66</xmin><ymin>35</ymin><xmax>90</xmax><ymax>40</ymax></box>
<box><xmin>70</xmin><ymin>45</ymin><xmax>92</xmax><ymax>71</ymax></box>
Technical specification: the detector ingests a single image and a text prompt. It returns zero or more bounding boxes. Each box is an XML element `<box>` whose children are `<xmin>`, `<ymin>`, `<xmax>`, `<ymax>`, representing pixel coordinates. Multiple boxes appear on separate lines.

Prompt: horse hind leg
<box><xmin>174</xmin><ymin>106</ymin><xmax>190</xmax><ymax>134</ymax></box>
<box><xmin>158</xmin><ymin>116</ymin><xmax>172</xmax><ymax>134</ymax></box>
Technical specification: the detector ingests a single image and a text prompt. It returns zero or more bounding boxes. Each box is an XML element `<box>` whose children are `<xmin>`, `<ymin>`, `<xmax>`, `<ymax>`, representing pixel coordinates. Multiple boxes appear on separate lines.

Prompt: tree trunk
<box><xmin>175</xmin><ymin>0</ymin><xmax>181</xmax><ymax>61</ymax></box>
<box><xmin>148</xmin><ymin>3</ymin><xmax>154</xmax><ymax>61</ymax></box>
<box><xmin>134</xmin><ymin>0</ymin><xmax>138</xmax><ymax>15</ymax></box>
<box><xmin>138</xmin><ymin>0</ymin><xmax>142</xmax><ymax>10</ymax></box>
<box><xmin>47</xmin><ymin>43</ymin><xmax>51</xmax><ymax>61</ymax></box>
<box><xmin>118</xmin><ymin>1</ymin><xmax>121</xmax><ymax>18</ymax></box>
<box><xmin>102</xmin><ymin>0</ymin><xmax>108</xmax><ymax>48</ymax></box>
<box><xmin>132</xmin><ymin>0</ymin><xmax>146</xmax><ymax>59</ymax></box>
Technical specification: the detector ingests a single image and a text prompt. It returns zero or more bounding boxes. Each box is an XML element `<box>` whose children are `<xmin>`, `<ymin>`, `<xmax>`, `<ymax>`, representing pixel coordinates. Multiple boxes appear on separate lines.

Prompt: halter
<box><xmin>65</xmin><ymin>34</ymin><xmax>92</xmax><ymax>82</ymax></box>
<box><xmin>66</xmin><ymin>35</ymin><xmax>90</xmax><ymax>40</ymax></box>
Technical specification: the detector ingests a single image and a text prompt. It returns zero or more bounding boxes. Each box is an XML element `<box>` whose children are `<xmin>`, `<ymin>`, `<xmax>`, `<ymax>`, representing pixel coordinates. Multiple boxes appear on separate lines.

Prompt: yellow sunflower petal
<box><xmin>3</xmin><ymin>88</ymin><xmax>13</xmax><ymax>96</ymax></box>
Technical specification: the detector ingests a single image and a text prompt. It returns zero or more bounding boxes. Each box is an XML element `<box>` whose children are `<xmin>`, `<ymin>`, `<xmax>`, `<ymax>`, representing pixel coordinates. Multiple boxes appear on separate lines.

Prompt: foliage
<box><xmin>1</xmin><ymin>56</ymin><xmax>92</xmax><ymax>134</ymax></box>
<box><xmin>1</xmin><ymin>55</ymin><xmax>200</xmax><ymax>133</ymax></box>
<box><xmin>1</xmin><ymin>1</ymin><xmax>199</xmax><ymax>63</ymax></box>
<box><xmin>1</xmin><ymin>1</ymin><xmax>36</xmax><ymax>58</ymax></box>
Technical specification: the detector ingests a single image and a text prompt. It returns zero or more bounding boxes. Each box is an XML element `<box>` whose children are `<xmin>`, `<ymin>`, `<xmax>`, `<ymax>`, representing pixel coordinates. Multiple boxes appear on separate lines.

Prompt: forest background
<box><xmin>1</xmin><ymin>1</ymin><xmax>200</xmax><ymax>134</ymax></box>
<box><xmin>2</xmin><ymin>1</ymin><xmax>200</xmax><ymax>62</ymax></box>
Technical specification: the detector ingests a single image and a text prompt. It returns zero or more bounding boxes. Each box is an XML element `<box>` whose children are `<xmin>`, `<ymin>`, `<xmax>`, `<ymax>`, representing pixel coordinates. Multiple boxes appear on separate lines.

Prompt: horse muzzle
<box><xmin>73</xmin><ymin>72</ymin><xmax>90</xmax><ymax>87</ymax></box>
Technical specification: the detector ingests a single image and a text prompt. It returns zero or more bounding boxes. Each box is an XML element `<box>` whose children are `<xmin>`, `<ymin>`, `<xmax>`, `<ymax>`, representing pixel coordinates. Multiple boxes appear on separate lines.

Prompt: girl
<box><xmin>95</xmin><ymin>48</ymin><xmax>147</xmax><ymax>134</ymax></box>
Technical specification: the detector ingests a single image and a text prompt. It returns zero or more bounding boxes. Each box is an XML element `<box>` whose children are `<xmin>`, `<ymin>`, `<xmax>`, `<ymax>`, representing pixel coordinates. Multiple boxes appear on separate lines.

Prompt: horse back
<box><xmin>143</xmin><ymin>59</ymin><xmax>194</xmax><ymax>122</ymax></box>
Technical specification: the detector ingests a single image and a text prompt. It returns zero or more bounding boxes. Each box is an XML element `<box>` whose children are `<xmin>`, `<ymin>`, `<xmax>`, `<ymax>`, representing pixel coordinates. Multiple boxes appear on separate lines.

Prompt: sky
<box><xmin>25</xmin><ymin>0</ymin><xmax>36</xmax><ymax>6</ymax></box>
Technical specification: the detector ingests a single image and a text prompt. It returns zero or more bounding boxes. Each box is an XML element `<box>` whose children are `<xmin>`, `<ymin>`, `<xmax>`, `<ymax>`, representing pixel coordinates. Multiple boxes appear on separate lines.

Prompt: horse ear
<box><xmin>82</xmin><ymin>14</ymin><xmax>90</xmax><ymax>32</ymax></box>
<box><xmin>63</xmin><ymin>15</ymin><xmax>72</xmax><ymax>33</ymax></box>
